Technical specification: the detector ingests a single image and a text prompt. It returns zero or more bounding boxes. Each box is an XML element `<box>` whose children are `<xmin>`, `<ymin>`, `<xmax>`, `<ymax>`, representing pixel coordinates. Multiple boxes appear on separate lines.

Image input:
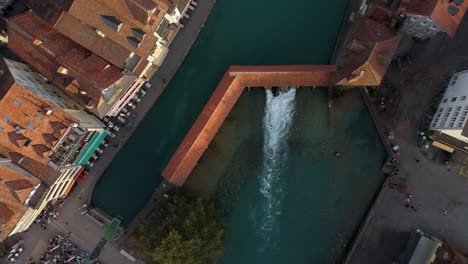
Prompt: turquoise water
<box><xmin>91</xmin><ymin>0</ymin><xmax>388</xmax><ymax>262</ymax></box>
<box><xmin>92</xmin><ymin>0</ymin><xmax>350</xmax><ymax>223</ymax></box>
<box><xmin>185</xmin><ymin>88</ymin><xmax>386</xmax><ymax>263</ymax></box>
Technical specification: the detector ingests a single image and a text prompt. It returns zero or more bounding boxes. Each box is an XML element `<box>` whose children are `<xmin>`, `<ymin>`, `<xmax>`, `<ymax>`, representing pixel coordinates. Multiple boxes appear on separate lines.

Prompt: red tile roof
<box><xmin>399</xmin><ymin>0</ymin><xmax>468</xmax><ymax>37</ymax></box>
<box><xmin>27</xmin><ymin>0</ymin><xmax>170</xmax><ymax>71</ymax></box>
<box><xmin>7</xmin><ymin>11</ymin><xmax>124</xmax><ymax>111</ymax></box>
<box><xmin>0</xmin><ymin>58</ymin><xmax>78</xmax><ymax>186</ymax></box>
<box><xmin>337</xmin><ymin>16</ymin><xmax>400</xmax><ymax>86</ymax></box>
<box><xmin>0</xmin><ymin>160</ymin><xmax>39</xmax><ymax>241</ymax></box>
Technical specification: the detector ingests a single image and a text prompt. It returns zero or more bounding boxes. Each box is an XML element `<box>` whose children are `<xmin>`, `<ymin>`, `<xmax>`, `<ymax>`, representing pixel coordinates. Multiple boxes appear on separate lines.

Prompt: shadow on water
<box><xmin>184</xmin><ymin>88</ymin><xmax>386</xmax><ymax>264</ymax></box>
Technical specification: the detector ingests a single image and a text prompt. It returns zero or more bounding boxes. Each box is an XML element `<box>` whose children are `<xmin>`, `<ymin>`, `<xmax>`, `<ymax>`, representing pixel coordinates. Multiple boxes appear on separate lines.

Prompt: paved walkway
<box><xmin>9</xmin><ymin>0</ymin><xmax>217</xmax><ymax>263</ymax></box>
<box><xmin>345</xmin><ymin>19</ymin><xmax>468</xmax><ymax>263</ymax></box>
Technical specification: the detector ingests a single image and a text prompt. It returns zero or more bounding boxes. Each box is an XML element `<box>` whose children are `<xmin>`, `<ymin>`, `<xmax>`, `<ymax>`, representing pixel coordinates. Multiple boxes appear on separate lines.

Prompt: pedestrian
<box><xmin>444</xmin><ymin>210</ymin><xmax>449</xmax><ymax>215</ymax></box>
<box><xmin>415</xmin><ymin>158</ymin><xmax>420</xmax><ymax>163</ymax></box>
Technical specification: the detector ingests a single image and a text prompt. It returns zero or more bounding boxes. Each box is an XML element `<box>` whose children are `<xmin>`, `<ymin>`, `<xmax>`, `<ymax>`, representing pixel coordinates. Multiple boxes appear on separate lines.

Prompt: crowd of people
<box><xmin>33</xmin><ymin>199</ymin><xmax>65</xmax><ymax>230</ymax></box>
<box><xmin>39</xmin><ymin>235</ymin><xmax>92</xmax><ymax>264</ymax></box>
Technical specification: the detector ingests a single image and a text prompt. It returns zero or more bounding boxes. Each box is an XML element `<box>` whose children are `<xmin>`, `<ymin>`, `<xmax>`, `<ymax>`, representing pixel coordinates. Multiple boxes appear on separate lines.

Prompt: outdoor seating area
<box><xmin>6</xmin><ymin>240</ymin><xmax>24</xmax><ymax>262</ymax></box>
<box><xmin>99</xmin><ymin>86</ymin><xmax>148</xmax><ymax>153</ymax></box>
<box><xmin>39</xmin><ymin>235</ymin><xmax>94</xmax><ymax>264</ymax></box>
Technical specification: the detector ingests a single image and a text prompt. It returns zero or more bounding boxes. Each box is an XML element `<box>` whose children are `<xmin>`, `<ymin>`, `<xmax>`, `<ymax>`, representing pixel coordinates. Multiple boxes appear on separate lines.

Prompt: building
<box><xmin>336</xmin><ymin>16</ymin><xmax>400</xmax><ymax>86</ymax></box>
<box><xmin>399</xmin><ymin>0</ymin><xmax>468</xmax><ymax>40</ymax></box>
<box><xmin>430</xmin><ymin>70</ymin><xmax>468</xmax><ymax>152</ymax></box>
<box><xmin>0</xmin><ymin>57</ymin><xmax>108</xmax><ymax>240</ymax></box>
<box><xmin>0</xmin><ymin>157</ymin><xmax>42</xmax><ymax>240</ymax></box>
<box><xmin>400</xmin><ymin>230</ymin><xmax>468</xmax><ymax>264</ymax></box>
<box><xmin>26</xmin><ymin>0</ymin><xmax>175</xmax><ymax>79</ymax></box>
<box><xmin>147</xmin><ymin>0</ymin><xmax>192</xmax><ymax>72</ymax></box>
<box><xmin>7</xmin><ymin>11</ymin><xmax>145</xmax><ymax>118</ymax></box>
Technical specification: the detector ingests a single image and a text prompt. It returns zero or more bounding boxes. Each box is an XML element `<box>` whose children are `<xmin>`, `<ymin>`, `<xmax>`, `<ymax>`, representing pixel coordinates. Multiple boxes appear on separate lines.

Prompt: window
<box><xmin>461</xmin><ymin>96</ymin><xmax>467</xmax><ymax>101</ymax></box>
<box><xmin>34</xmin><ymin>114</ymin><xmax>43</xmax><ymax>121</ymax></box>
<box><xmin>100</xmin><ymin>15</ymin><xmax>123</xmax><ymax>31</ymax></box>
<box><xmin>131</xmin><ymin>28</ymin><xmax>146</xmax><ymax>39</ymax></box>
<box><xmin>13</xmin><ymin>99</ymin><xmax>22</xmax><ymax>106</ymax></box>
<box><xmin>442</xmin><ymin>98</ymin><xmax>448</xmax><ymax>103</ymax></box>
<box><xmin>126</xmin><ymin>36</ymin><xmax>141</xmax><ymax>48</ymax></box>
<box><xmin>26</xmin><ymin>123</ymin><xmax>36</xmax><ymax>130</ymax></box>
<box><xmin>451</xmin><ymin>75</ymin><xmax>458</xmax><ymax>85</ymax></box>
<box><xmin>421</xmin><ymin>21</ymin><xmax>428</xmax><ymax>25</ymax></box>
<box><xmin>431</xmin><ymin>25</ymin><xmax>438</xmax><ymax>30</ymax></box>
<box><xmin>408</xmin><ymin>29</ymin><xmax>415</xmax><ymax>34</ymax></box>
<box><xmin>416</xmin><ymin>33</ymin><xmax>424</xmax><ymax>38</ymax></box>
<box><xmin>2</xmin><ymin>115</ymin><xmax>10</xmax><ymax>121</ymax></box>
<box><xmin>451</xmin><ymin>97</ymin><xmax>457</xmax><ymax>102</ymax></box>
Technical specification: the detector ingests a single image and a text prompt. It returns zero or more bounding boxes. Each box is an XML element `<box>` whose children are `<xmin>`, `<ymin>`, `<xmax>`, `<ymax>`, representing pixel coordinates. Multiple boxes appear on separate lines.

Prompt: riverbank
<box><xmin>344</xmin><ymin>22</ymin><xmax>468</xmax><ymax>263</ymax></box>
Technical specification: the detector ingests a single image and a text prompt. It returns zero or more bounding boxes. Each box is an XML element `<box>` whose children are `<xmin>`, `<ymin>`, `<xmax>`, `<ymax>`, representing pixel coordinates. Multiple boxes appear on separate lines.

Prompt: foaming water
<box><xmin>257</xmin><ymin>87</ymin><xmax>296</xmax><ymax>245</ymax></box>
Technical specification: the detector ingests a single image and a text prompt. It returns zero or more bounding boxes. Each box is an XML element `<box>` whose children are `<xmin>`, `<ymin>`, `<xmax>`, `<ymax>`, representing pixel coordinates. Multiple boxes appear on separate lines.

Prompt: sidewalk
<box><xmin>10</xmin><ymin>0</ymin><xmax>217</xmax><ymax>263</ymax></box>
<box><xmin>344</xmin><ymin>20</ymin><xmax>468</xmax><ymax>263</ymax></box>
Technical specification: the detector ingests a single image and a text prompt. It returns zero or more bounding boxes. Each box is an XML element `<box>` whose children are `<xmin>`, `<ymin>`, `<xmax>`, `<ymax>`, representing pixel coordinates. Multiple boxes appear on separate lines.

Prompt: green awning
<box><xmin>75</xmin><ymin>131</ymin><xmax>107</xmax><ymax>165</ymax></box>
<box><xmin>103</xmin><ymin>218</ymin><xmax>121</xmax><ymax>241</ymax></box>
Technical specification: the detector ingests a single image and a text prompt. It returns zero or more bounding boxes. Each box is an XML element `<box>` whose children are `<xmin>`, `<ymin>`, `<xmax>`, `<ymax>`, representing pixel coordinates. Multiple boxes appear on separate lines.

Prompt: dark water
<box><xmin>92</xmin><ymin>0</ymin><xmax>350</xmax><ymax>223</ymax></box>
<box><xmin>185</xmin><ymin>88</ymin><xmax>386</xmax><ymax>263</ymax></box>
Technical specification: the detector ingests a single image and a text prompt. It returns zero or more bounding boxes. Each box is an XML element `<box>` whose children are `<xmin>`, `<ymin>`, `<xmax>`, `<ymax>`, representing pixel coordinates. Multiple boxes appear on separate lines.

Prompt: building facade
<box><xmin>0</xmin><ymin>57</ymin><xmax>108</xmax><ymax>240</ymax></box>
<box><xmin>26</xmin><ymin>0</ymin><xmax>173</xmax><ymax>78</ymax></box>
<box><xmin>399</xmin><ymin>0</ymin><xmax>468</xmax><ymax>40</ymax></box>
<box><xmin>7</xmin><ymin>11</ymin><xmax>145</xmax><ymax>118</ymax></box>
<box><xmin>0</xmin><ymin>157</ymin><xmax>41</xmax><ymax>240</ymax></box>
<box><xmin>430</xmin><ymin>70</ymin><xmax>468</xmax><ymax>144</ymax></box>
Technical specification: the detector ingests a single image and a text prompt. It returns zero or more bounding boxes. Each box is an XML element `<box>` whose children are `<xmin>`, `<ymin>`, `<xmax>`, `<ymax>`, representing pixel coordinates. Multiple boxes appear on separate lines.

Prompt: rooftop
<box><xmin>0</xmin><ymin>158</ymin><xmax>40</xmax><ymax>241</ymax></box>
<box><xmin>7</xmin><ymin>11</ymin><xmax>124</xmax><ymax>111</ymax></box>
<box><xmin>27</xmin><ymin>0</ymin><xmax>171</xmax><ymax>72</ymax></box>
<box><xmin>399</xmin><ymin>0</ymin><xmax>468</xmax><ymax>37</ymax></box>
<box><xmin>0</xmin><ymin>57</ymin><xmax>78</xmax><ymax>186</ymax></box>
<box><xmin>336</xmin><ymin>16</ymin><xmax>400</xmax><ymax>86</ymax></box>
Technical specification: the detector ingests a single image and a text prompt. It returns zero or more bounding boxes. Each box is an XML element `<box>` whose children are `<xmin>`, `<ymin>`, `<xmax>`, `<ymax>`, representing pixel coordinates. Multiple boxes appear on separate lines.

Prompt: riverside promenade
<box><xmin>9</xmin><ymin>0</ymin><xmax>217</xmax><ymax>263</ymax></box>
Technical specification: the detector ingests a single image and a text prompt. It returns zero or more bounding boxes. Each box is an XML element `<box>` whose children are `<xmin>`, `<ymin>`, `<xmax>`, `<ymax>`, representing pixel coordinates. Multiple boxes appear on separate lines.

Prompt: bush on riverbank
<box><xmin>134</xmin><ymin>191</ymin><xmax>225</xmax><ymax>264</ymax></box>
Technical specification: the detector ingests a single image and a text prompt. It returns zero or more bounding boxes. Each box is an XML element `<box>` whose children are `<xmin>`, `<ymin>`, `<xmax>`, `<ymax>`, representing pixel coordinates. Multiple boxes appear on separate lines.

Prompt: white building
<box><xmin>430</xmin><ymin>70</ymin><xmax>468</xmax><ymax>144</ymax></box>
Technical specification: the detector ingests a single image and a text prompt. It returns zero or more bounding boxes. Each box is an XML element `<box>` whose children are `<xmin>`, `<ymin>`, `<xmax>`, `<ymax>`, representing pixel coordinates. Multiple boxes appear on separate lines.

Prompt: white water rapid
<box><xmin>257</xmin><ymin>87</ymin><xmax>296</xmax><ymax>242</ymax></box>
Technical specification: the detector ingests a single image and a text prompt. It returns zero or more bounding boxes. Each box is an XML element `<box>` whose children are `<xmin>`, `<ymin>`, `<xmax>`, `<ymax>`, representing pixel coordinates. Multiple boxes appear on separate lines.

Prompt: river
<box><xmin>92</xmin><ymin>0</ymin><xmax>350</xmax><ymax>223</ymax></box>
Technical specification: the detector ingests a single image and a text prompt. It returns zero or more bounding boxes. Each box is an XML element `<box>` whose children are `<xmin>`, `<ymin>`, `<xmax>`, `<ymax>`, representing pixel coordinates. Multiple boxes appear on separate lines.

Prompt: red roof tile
<box><xmin>337</xmin><ymin>16</ymin><xmax>400</xmax><ymax>86</ymax></box>
<box><xmin>7</xmin><ymin>11</ymin><xmax>124</xmax><ymax>112</ymax></box>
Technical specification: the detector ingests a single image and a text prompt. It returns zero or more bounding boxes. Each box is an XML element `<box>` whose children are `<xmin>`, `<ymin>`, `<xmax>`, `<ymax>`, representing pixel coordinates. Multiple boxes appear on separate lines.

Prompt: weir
<box><xmin>162</xmin><ymin>65</ymin><xmax>337</xmax><ymax>186</ymax></box>
<box><xmin>258</xmin><ymin>87</ymin><xmax>296</xmax><ymax>242</ymax></box>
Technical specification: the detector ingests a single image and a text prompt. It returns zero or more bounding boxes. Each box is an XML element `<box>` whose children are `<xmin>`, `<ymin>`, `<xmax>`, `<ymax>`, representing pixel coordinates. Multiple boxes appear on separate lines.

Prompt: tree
<box><xmin>135</xmin><ymin>191</ymin><xmax>225</xmax><ymax>264</ymax></box>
